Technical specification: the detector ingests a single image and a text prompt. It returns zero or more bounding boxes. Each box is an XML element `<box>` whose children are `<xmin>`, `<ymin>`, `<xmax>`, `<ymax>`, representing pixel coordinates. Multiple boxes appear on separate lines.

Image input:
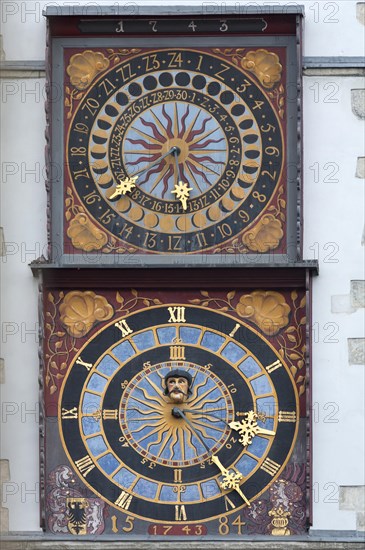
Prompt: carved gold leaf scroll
<box><xmin>236</xmin><ymin>290</ymin><xmax>290</xmax><ymax>336</ymax></box>
<box><xmin>115</xmin><ymin>289</ymin><xmax>163</xmax><ymax>315</ymax></box>
<box><xmin>65</xmin><ymin>187</ymin><xmax>108</xmax><ymax>252</ymax></box>
<box><xmin>67</xmin><ymin>213</ymin><xmax>108</xmax><ymax>252</ymax></box>
<box><xmin>241</xmin><ymin>214</ymin><xmax>284</xmax><ymax>253</ymax></box>
<box><xmin>240</xmin><ymin>49</ymin><xmax>282</xmax><ymax>89</ymax></box>
<box><xmin>46</xmin><ymin>291</ymin><xmax>76</xmax><ymax>394</ymax></box>
<box><xmin>106</xmin><ymin>48</ymin><xmax>142</xmax><ymax>64</ymax></box>
<box><xmin>64</xmin><ymin>51</ymin><xmax>110</xmax><ymax>118</ymax></box>
<box><xmin>59</xmin><ymin>291</ymin><xmax>114</xmax><ymax>338</ymax></box>
<box><xmin>276</xmin><ymin>291</ymin><xmax>307</xmax><ymax>396</ymax></box>
<box><xmin>67</xmin><ymin>50</ymin><xmax>110</xmax><ymax>90</ymax></box>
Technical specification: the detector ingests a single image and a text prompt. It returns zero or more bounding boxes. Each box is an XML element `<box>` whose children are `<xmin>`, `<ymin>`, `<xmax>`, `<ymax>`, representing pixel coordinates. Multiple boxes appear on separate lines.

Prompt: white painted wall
<box><xmin>303</xmin><ymin>73</ymin><xmax>365</xmax><ymax>531</ymax></box>
<box><xmin>1</xmin><ymin>0</ymin><xmax>364</xmax><ymax>533</ymax></box>
<box><xmin>1</xmin><ymin>1</ymin><xmax>365</xmax><ymax>60</ymax></box>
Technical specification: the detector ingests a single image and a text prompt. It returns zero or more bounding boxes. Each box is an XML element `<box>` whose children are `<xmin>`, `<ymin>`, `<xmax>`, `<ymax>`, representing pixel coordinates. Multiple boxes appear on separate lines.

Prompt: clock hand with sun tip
<box><xmin>109</xmin><ymin>146</ymin><xmax>180</xmax><ymax>199</ymax></box>
<box><xmin>171</xmin><ymin>147</ymin><xmax>192</xmax><ymax>211</ymax></box>
<box><xmin>171</xmin><ymin>407</ymin><xmax>251</xmax><ymax>506</ymax></box>
<box><xmin>183</xmin><ymin>408</ymin><xmax>276</xmax><ymax>448</ymax></box>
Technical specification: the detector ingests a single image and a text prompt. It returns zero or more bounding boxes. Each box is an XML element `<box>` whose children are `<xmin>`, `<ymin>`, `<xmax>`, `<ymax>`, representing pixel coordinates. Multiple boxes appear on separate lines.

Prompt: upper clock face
<box><xmin>64</xmin><ymin>46</ymin><xmax>286</xmax><ymax>255</ymax></box>
<box><xmin>59</xmin><ymin>304</ymin><xmax>299</xmax><ymax>525</ymax></box>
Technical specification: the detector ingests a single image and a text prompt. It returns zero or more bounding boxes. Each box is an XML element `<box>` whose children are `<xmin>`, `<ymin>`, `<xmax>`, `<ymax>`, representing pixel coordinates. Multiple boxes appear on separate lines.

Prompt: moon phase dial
<box><xmin>59</xmin><ymin>305</ymin><xmax>299</xmax><ymax>523</ymax></box>
<box><xmin>66</xmin><ymin>49</ymin><xmax>284</xmax><ymax>253</ymax></box>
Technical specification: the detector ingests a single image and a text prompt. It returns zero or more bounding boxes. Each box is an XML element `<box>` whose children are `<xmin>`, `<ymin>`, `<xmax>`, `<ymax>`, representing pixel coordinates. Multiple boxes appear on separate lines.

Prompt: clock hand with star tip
<box><xmin>109</xmin><ymin>146</ymin><xmax>180</xmax><ymax>199</ymax></box>
<box><xmin>183</xmin><ymin>408</ymin><xmax>276</xmax><ymax>448</ymax></box>
<box><xmin>171</xmin><ymin>407</ymin><xmax>251</xmax><ymax>506</ymax></box>
<box><xmin>171</xmin><ymin>147</ymin><xmax>192</xmax><ymax>211</ymax></box>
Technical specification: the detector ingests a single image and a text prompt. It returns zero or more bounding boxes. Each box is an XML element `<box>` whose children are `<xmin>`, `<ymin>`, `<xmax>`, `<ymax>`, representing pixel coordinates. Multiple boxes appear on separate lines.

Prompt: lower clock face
<box><xmin>59</xmin><ymin>305</ymin><xmax>298</xmax><ymax>523</ymax></box>
<box><xmin>66</xmin><ymin>48</ymin><xmax>284</xmax><ymax>254</ymax></box>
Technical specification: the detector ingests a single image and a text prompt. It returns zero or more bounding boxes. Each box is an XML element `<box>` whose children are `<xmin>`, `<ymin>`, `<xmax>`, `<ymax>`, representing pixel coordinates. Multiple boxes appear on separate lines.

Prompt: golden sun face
<box><xmin>166</xmin><ymin>376</ymin><xmax>189</xmax><ymax>404</ymax></box>
<box><xmin>119</xmin><ymin>362</ymin><xmax>234</xmax><ymax>467</ymax></box>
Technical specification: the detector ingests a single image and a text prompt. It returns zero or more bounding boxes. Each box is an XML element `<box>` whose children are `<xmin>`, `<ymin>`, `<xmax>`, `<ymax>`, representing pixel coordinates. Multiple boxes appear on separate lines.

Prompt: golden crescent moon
<box><xmin>206</xmin><ymin>204</ymin><xmax>221</xmax><ymax>222</ymax></box>
<box><xmin>176</xmin><ymin>215</ymin><xmax>191</xmax><ymax>232</ymax></box>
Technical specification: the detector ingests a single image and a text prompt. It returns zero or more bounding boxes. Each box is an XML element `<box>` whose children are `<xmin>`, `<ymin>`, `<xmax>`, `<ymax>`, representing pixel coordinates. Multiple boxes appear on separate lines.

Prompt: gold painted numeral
<box><xmin>111</xmin><ymin>515</ymin><xmax>118</xmax><ymax>533</ymax></box>
<box><xmin>174</xmin><ymin>469</ymin><xmax>182</xmax><ymax>483</ymax></box>
<box><xmin>170</xmin><ymin>345</ymin><xmax>185</xmax><ymax>360</ymax></box>
<box><xmin>175</xmin><ymin>504</ymin><xmax>187</xmax><ymax>521</ymax></box>
<box><xmin>278</xmin><ymin>411</ymin><xmax>297</xmax><ymax>422</ymax></box>
<box><xmin>115</xmin><ymin>491</ymin><xmax>133</xmax><ymax>510</ymax></box>
<box><xmin>261</xmin><ymin>458</ymin><xmax>280</xmax><ymax>476</ymax></box>
<box><xmin>115</xmin><ymin>319</ymin><xmax>133</xmax><ymax>337</ymax></box>
<box><xmin>253</xmin><ymin>100</ymin><xmax>264</xmax><ymax>110</ymax></box>
<box><xmin>266</xmin><ymin>360</ymin><xmax>282</xmax><ymax>373</ymax></box>
<box><xmin>224</xmin><ymin>494</ymin><xmax>236</xmax><ymax>511</ymax></box>
<box><xmin>168</xmin><ymin>306</ymin><xmax>186</xmax><ymax>323</ymax></box>
<box><xmin>75</xmin><ymin>455</ymin><xmax>95</xmax><ymax>477</ymax></box>
<box><xmin>103</xmin><ymin>409</ymin><xmax>118</xmax><ymax>420</ymax></box>
<box><xmin>75</xmin><ymin>357</ymin><xmax>93</xmax><ymax>371</ymax></box>
<box><xmin>73</xmin><ymin>167</ymin><xmax>90</xmax><ymax>180</ymax></box>
<box><xmin>216</xmin><ymin>63</ymin><xmax>230</xmax><ymax>81</ymax></box>
<box><xmin>61</xmin><ymin>407</ymin><xmax>78</xmax><ymax>419</ymax></box>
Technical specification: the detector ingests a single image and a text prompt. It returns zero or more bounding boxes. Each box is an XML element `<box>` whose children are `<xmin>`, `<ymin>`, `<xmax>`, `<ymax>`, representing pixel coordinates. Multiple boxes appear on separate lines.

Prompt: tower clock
<box><xmin>39</xmin><ymin>5</ymin><xmax>317</xmax><ymax>542</ymax></box>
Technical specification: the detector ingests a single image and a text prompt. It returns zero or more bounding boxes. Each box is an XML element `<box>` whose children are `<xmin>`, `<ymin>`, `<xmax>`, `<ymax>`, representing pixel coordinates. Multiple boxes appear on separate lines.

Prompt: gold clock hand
<box><xmin>110</xmin><ymin>147</ymin><xmax>178</xmax><ymax>199</ymax></box>
<box><xmin>184</xmin><ymin>408</ymin><xmax>276</xmax><ymax>448</ymax></box>
<box><xmin>211</xmin><ymin>455</ymin><xmax>251</xmax><ymax>507</ymax></box>
<box><xmin>172</xmin><ymin>408</ymin><xmax>250</xmax><ymax>506</ymax></box>
<box><xmin>171</xmin><ymin>182</ymin><xmax>192</xmax><ymax>210</ymax></box>
<box><xmin>229</xmin><ymin>411</ymin><xmax>276</xmax><ymax>447</ymax></box>
<box><xmin>171</xmin><ymin>148</ymin><xmax>192</xmax><ymax>210</ymax></box>
<box><xmin>109</xmin><ymin>175</ymin><xmax>138</xmax><ymax>198</ymax></box>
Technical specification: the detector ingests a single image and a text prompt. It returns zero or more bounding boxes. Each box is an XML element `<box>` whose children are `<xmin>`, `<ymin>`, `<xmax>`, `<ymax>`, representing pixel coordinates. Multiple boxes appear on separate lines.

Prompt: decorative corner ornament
<box><xmin>59</xmin><ymin>291</ymin><xmax>114</xmax><ymax>338</ymax></box>
<box><xmin>67</xmin><ymin>50</ymin><xmax>110</xmax><ymax>90</ymax></box>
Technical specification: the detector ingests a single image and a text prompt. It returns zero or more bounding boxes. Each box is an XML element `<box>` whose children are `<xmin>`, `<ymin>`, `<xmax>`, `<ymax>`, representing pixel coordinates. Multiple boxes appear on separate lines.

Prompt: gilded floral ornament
<box><xmin>241</xmin><ymin>49</ymin><xmax>282</xmax><ymax>89</ymax></box>
<box><xmin>60</xmin><ymin>291</ymin><xmax>114</xmax><ymax>338</ymax></box>
<box><xmin>67</xmin><ymin>50</ymin><xmax>110</xmax><ymax>90</ymax></box>
<box><xmin>236</xmin><ymin>290</ymin><xmax>290</xmax><ymax>335</ymax></box>
<box><xmin>242</xmin><ymin>214</ymin><xmax>283</xmax><ymax>253</ymax></box>
<box><xmin>67</xmin><ymin>213</ymin><xmax>108</xmax><ymax>251</ymax></box>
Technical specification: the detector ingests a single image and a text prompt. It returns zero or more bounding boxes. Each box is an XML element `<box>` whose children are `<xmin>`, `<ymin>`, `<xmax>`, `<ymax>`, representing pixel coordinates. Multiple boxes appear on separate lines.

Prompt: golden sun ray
<box><xmin>184</xmin><ymin>162</ymin><xmax>203</xmax><ymax>194</ymax></box>
<box><xmin>144</xmin><ymin>375</ymin><xmax>167</xmax><ymax>400</ymax></box>
<box><xmin>191</xmin><ymin>418</ymin><xmax>226</xmax><ymax>435</ymax></box>
<box><xmin>155</xmin><ymin>427</ymin><xmax>174</xmax><ymax>458</ymax></box>
<box><xmin>136</xmin><ymin>420</ymin><xmax>167</xmax><ymax>443</ymax></box>
<box><xmin>135</xmin><ymin>385</ymin><xmax>167</xmax><ymax>406</ymax></box>
<box><xmin>174</xmin><ymin>102</ymin><xmax>179</xmax><ymax>137</ymax></box>
<box><xmin>127</xmin><ymin>414</ymin><xmax>163</xmax><ymax>422</ymax></box>
<box><xmin>184</xmin><ymin>425</ymin><xmax>199</xmax><ymax>454</ymax></box>
<box><xmin>189</xmin><ymin>126</ymin><xmax>221</xmax><ymax>147</ymax></box>
<box><xmin>187</xmin><ymin>156</ymin><xmax>222</xmax><ymax>177</ymax></box>
<box><xmin>128</xmin><ymin>394</ymin><xmax>163</xmax><ymax>411</ymax></box>
<box><xmin>167</xmin><ymin>427</ymin><xmax>180</xmax><ymax>460</ymax></box>
<box><xmin>189</xmin><ymin>385</ymin><xmax>221</xmax><ymax>408</ymax></box>
<box><xmin>178</xmin><ymin>427</ymin><xmax>186</xmax><ymax>462</ymax></box>
<box><xmin>148</xmin><ymin>165</ymin><xmax>173</xmax><ymax>194</ymax></box>
<box><xmin>149</xmin><ymin>108</ymin><xmax>171</xmax><ymax>137</ymax></box>
<box><xmin>183</xmin><ymin>109</ymin><xmax>201</xmax><ymax>142</ymax></box>
<box><xmin>128</xmin><ymin>126</ymin><xmax>164</xmax><ymax>146</ymax></box>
